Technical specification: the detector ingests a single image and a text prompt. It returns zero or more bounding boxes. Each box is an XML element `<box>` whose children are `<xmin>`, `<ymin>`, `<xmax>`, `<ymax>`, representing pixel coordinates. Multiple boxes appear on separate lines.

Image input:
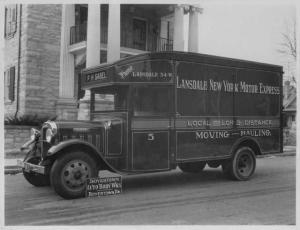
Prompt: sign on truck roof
<box><xmin>81</xmin><ymin>51</ymin><xmax>283</xmax><ymax>90</ymax></box>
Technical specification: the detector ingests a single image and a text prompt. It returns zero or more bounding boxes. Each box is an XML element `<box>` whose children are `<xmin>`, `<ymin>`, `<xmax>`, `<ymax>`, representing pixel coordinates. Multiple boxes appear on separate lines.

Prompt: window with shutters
<box><xmin>4</xmin><ymin>67</ymin><xmax>15</xmax><ymax>102</ymax></box>
<box><xmin>4</xmin><ymin>5</ymin><xmax>17</xmax><ymax>39</ymax></box>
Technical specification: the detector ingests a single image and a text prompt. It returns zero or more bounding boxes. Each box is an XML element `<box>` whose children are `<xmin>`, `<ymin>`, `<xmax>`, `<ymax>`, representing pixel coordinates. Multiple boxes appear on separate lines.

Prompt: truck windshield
<box><xmin>92</xmin><ymin>86</ymin><xmax>128</xmax><ymax>112</ymax></box>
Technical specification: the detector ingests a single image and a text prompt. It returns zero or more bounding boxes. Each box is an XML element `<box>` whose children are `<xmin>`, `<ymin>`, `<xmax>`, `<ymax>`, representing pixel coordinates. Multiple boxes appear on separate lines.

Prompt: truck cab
<box><xmin>90</xmin><ymin>84</ymin><xmax>173</xmax><ymax>172</ymax></box>
<box><xmin>84</xmin><ymin>56</ymin><xmax>175</xmax><ymax>173</ymax></box>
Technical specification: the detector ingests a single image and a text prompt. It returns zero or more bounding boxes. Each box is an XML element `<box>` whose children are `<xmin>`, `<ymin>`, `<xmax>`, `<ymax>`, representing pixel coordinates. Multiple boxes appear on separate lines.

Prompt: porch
<box><xmin>69</xmin><ymin>4</ymin><xmax>174</xmax><ymax>54</ymax></box>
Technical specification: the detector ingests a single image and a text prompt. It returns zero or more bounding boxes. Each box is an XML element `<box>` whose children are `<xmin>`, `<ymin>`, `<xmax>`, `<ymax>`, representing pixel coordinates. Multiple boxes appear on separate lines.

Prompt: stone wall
<box><xmin>4</xmin><ymin>125</ymin><xmax>35</xmax><ymax>156</ymax></box>
<box><xmin>24</xmin><ymin>4</ymin><xmax>62</xmax><ymax>117</ymax></box>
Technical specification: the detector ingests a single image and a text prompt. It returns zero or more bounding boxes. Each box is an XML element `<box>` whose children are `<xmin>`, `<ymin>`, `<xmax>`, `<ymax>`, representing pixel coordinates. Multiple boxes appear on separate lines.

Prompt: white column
<box><xmin>173</xmin><ymin>5</ymin><xmax>185</xmax><ymax>51</ymax></box>
<box><xmin>78</xmin><ymin>4</ymin><xmax>101</xmax><ymax>120</ymax></box>
<box><xmin>86</xmin><ymin>4</ymin><xmax>101</xmax><ymax>67</ymax></box>
<box><xmin>57</xmin><ymin>5</ymin><xmax>78</xmax><ymax>120</ymax></box>
<box><xmin>107</xmin><ymin>4</ymin><xmax>120</xmax><ymax>62</ymax></box>
<box><xmin>188</xmin><ymin>6</ymin><xmax>202</xmax><ymax>52</ymax></box>
<box><xmin>59</xmin><ymin>4</ymin><xmax>75</xmax><ymax>98</ymax></box>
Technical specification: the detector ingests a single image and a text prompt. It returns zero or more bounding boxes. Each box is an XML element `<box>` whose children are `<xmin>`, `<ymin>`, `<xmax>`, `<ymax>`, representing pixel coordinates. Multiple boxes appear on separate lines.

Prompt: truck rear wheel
<box><xmin>178</xmin><ymin>162</ymin><xmax>206</xmax><ymax>173</ymax></box>
<box><xmin>50</xmin><ymin>151</ymin><xmax>98</xmax><ymax>199</ymax></box>
<box><xmin>222</xmin><ymin>147</ymin><xmax>256</xmax><ymax>180</ymax></box>
<box><xmin>23</xmin><ymin>156</ymin><xmax>50</xmax><ymax>187</ymax></box>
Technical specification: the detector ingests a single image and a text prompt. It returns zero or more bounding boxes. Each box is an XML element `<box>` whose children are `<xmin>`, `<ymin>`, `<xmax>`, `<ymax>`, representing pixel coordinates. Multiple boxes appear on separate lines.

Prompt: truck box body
<box><xmin>79</xmin><ymin>51</ymin><xmax>282</xmax><ymax>173</ymax></box>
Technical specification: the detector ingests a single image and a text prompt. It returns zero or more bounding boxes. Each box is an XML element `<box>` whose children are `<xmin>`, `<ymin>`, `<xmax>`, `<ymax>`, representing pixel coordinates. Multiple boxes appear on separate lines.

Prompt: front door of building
<box><xmin>133</xmin><ymin>18</ymin><xmax>147</xmax><ymax>50</ymax></box>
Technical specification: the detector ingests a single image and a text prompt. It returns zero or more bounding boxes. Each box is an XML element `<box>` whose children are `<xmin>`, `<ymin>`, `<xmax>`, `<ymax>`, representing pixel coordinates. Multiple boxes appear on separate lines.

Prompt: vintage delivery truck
<box><xmin>18</xmin><ymin>51</ymin><xmax>283</xmax><ymax>199</ymax></box>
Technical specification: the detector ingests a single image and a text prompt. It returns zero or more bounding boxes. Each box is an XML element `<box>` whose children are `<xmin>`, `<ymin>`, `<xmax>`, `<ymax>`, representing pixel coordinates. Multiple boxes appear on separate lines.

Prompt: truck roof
<box><xmin>83</xmin><ymin>51</ymin><xmax>283</xmax><ymax>74</ymax></box>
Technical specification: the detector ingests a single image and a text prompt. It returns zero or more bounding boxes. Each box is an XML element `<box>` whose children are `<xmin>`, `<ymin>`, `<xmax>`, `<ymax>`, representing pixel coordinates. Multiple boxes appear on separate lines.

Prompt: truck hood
<box><xmin>54</xmin><ymin>118</ymin><xmax>124</xmax><ymax>130</ymax></box>
<box><xmin>54</xmin><ymin>120</ymin><xmax>106</xmax><ymax>130</ymax></box>
<box><xmin>46</xmin><ymin>118</ymin><xmax>122</xmax><ymax>150</ymax></box>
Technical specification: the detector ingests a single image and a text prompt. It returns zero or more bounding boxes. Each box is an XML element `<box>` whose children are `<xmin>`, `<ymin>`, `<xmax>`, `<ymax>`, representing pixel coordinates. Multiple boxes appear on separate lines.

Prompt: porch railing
<box><xmin>70</xmin><ymin>24</ymin><xmax>108</xmax><ymax>46</ymax></box>
<box><xmin>155</xmin><ymin>37</ymin><xmax>173</xmax><ymax>52</ymax></box>
<box><xmin>70</xmin><ymin>24</ymin><xmax>173</xmax><ymax>52</ymax></box>
<box><xmin>70</xmin><ymin>23</ymin><xmax>87</xmax><ymax>45</ymax></box>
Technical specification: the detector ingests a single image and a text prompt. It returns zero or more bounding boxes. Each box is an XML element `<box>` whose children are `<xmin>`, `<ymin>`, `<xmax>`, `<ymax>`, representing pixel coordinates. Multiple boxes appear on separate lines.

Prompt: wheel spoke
<box><xmin>62</xmin><ymin>160</ymin><xmax>91</xmax><ymax>189</ymax></box>
<box><xmin>236</xmin><ymin>152</ymin><xmax>255</xmax><ymax>177</ymax></box>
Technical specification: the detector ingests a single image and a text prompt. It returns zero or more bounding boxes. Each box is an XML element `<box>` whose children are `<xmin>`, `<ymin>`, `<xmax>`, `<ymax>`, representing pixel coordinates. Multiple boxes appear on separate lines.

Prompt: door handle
<box><xmin>147</xmin><ymin>133</ymin><xmax>154</xmax><ymax>141</ymax></box>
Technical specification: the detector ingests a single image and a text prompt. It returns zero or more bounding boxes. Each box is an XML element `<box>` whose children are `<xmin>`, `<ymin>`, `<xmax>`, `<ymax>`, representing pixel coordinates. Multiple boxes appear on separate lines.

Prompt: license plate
<box><xmin>24</xmin><ymin>162</ymin><xmax>33</xmax><ymax>173</ymax></box>
<box><xmin>17</xmin><ymin>160</ymin><xmax>45</xmax><ymax>174</ymax></box>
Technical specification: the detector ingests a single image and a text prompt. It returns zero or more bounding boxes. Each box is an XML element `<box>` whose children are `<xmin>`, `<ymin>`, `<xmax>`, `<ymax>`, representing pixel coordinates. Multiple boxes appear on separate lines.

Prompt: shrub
<box><xmin>283</xmin><ymin>127</ymin><xmax>296</xmax><ymax>146</ymax></box>
<box><xmin>4</xmin><ymin>114</ymin><xmax>56</xmax><ymax>127</ymax></box>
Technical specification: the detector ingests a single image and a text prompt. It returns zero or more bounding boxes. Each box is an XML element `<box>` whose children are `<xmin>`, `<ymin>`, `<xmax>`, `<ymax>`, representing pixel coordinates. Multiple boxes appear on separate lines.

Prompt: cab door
<box><xmin>130</xmin><ymin>85</ymin><xmax>173</xmax><ymax>171</ymax></box>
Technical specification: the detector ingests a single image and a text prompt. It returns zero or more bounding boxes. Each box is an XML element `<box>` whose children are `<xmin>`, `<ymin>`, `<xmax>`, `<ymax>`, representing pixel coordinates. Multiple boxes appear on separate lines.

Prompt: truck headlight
<box><xmin>30</xmin><ymin>128</ymin><xmax>40</xmax><ymax>141</ymax></box>
<box><xmin>44</xmin><ymin>121</ymin><xmax>57</xmax><ymax>143</ymax></box>
<box><xmin>45</xmin><ymin>128</ymin><xmax>54</xmax><ymax>143</ymax></box>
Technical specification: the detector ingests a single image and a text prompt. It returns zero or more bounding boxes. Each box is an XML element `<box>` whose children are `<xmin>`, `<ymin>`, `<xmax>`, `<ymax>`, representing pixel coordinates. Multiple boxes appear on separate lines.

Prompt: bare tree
<box><xmin>278</xmin><ymin>18</ymin><xmax>296</xmax><ymax>60</ymax></box>
<box><xmin>278</xmin><ymin>18</ymin><xmax>297</xmax><ymax>84</ymax></box>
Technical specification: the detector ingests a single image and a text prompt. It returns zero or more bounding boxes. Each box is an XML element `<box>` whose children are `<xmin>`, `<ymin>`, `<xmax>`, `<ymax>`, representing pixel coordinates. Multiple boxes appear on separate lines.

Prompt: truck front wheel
<box><xmin>50</xmin><ymin>151</ymin><xmax>98</xmax><ymax>199</ymax></box>
<box><xmin>178</xmin><ymin>162</ymin><xmax>206</xmax><ymax>173</ymax></box>
<box><xmin>222</xmin><ymin>146</ymin><xmax>256</xmax><ymax>181</ymax></box>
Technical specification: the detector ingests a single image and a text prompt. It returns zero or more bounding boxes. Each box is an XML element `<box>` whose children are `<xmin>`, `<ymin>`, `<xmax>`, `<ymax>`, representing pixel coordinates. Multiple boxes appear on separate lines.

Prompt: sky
<box><xmin>184</xmin><ymin>1</ymin><xmax>296</xmax><ymax>80</ymax></box>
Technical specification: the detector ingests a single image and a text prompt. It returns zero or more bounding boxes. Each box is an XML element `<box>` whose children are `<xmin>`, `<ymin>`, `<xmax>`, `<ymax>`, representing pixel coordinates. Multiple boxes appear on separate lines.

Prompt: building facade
<box><xmin>4</xmin><ymin>4</ymin><xmax>61</xmax><ymax>119</ymax></box>
<box><xmin>4</xmin><ymin>4</ymin><xmax>202</xmax><ymax>120</ymax></box>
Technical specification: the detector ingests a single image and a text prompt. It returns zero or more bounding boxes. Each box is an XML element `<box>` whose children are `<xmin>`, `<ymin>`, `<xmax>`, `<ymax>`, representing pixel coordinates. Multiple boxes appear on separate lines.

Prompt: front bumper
<box><xmin>17</xmin><ymin>160</ymin><xmax>46</xmax><ymax>175</ymax></box>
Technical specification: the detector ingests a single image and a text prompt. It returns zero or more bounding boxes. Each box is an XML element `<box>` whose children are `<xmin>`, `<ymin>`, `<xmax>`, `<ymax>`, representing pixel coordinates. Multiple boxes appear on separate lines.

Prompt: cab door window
<box><xmin>132</xmin><ymin>86</ymin><xmax>172</xmax><ymax>116</ymax></box>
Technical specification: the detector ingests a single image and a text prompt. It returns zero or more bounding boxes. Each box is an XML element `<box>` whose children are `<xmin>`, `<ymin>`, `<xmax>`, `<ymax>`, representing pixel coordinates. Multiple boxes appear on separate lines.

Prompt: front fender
<box><xmin>20</xmin><ymin>140</ymin><xmax>41</xmax><ymax>161</ymax></box>
<box><xmin>20</xmin><ymin>139</ymin><xmax>35</xmax><ymax>151</ymax></box>
<box><xmin>47</xmin><ymin>139</ymin><xmax>97</xmax><ymax>156</ymax></box>
<box><xmin>47</xmin><ymin>139</ymin><xmax>117</xmax><ymax>173</ymax></box>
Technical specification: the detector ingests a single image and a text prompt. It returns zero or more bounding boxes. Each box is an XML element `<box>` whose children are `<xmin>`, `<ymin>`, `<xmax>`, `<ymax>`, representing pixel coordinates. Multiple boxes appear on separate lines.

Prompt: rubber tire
<box><xmin>222</xmin><ymin>147</ymin><xmax>256</xmax><ymax>181</ymax></box>
<box><xmin>178</xmin><ymin>162</ymin><xmax>206</xmax><ymax>173</ymax></box>
<box><xmin>23</xmin><ymin>157</ymin><xmax>50</xmax><ymax>187</ymax></box>
<box><xmin>50</xmin><ymin>151</ymin><xmax>98</xmax><ymax>199</ymax></box>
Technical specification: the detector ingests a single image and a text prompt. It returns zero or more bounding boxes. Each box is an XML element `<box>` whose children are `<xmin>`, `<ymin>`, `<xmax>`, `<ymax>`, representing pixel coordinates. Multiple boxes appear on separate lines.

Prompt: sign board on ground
<box><xmin>86</xmin><ymin>176</ymin><xmax>122</xmax><ymax>197</ymax></box>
